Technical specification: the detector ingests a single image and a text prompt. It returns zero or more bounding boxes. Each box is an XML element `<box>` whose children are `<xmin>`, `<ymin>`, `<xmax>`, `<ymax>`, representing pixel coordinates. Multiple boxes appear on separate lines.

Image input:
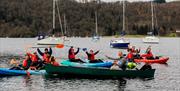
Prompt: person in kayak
<box><xmin>9</xmin><ymin>54</ymin><xmax>32</xmax><ymax>70</ymax></box>
<box><xmin>50</xmin><ymin>56</ymin><xmax>60</xmax><ymax>66</ymax></box>
<box><xmin>27</xmin><ymin>52</ymin><xmax>41</xmax><ymax>68</ymax></box>
<box><xmin>68</xmin><ymin>46</ymin><xmax>84</xmax><ymax>63</ymax></box>
<box><xmin>37</xmin><ymin>47</ymin><xmax>52</xmax><ymax>63</ymax></box>
<box><xmin>141</xmin><ymin>46</ymin><xmax>154</xmax><ymax>59</ymax></box>
<box><xmin>22</xmin><ymin>54</ymin><xmax>32</xmax><ymax>70</ymax></box>
<box><xmin>84</xmin><ymin>49</ymin><xmax>103</xmax><ymax>63</ymax></box>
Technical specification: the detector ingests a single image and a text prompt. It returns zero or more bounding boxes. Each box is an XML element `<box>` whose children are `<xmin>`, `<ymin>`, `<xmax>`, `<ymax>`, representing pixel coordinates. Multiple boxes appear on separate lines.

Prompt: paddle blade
<box><xmin>56</xmin><ymin>44</ymin><xmax>64</xmax><ymax>48</ymax></box>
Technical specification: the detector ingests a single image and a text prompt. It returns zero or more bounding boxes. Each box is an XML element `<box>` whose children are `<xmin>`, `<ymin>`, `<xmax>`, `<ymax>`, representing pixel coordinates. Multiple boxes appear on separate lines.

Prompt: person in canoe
<box><xmin>68</xmin><ymin>46</ymin><xmax>84</xmax><ymax>63</ymax></box>
<box><xmin>50</xmin><ymin>56</ymin><xmax>60</xmax><ymax>66</ymax></box>
<box><xmin>126</xmin><ymin>49</ymin><xmax>134</xmax><ymax>62</ymax></box>
<box><xmin>141</xmin><ymin>46</ymin><xmax>154</xmax><ymax>59</ymax></box>
<box><xmin>106</xmin><ymin>51</ymin><xmax>128</xmax><ymax>70</ymax></box>
<box><xmin>84</xmin><ymin>49</ymin><xmax>103</xmax><ymax>63</ymax></box>
<box><xmin>140</xmin><ymin>63</ymin><xmax>152</xmax><ymax>70</ymax></box>
<box><xmin>37</xmin><ymin>47</ymin><xmax>52</xmax><ymax>63</ymax></box>
<box><xmin>133</xmin><ymin>49</ymin><xmax>142</xmax><ymax>59</ymax></box>
<box><xmin>10</xmin><ymin>54</ymin><xmax>32</xmax><ymax>70</ymax></box>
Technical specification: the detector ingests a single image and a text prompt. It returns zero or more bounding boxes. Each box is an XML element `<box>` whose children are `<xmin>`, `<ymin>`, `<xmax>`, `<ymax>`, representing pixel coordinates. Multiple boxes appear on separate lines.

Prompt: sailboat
<box><xmin>37</xmin><ymin>0</ymin><xmax>64</xmax><ymax>45</ymax></box>
<box><xmin>142</xmin><ymin>1</ymin><xmax>159</xmax><ymax>44</ymax></box>
<box><xmin>92</xmin><ymin>11</ymin><xmax>100</xmax><ymax>41</ymax></box>
<box><xmin>110</xmin><ymin>0</ymin><xmax>130</xmax><ymax>48</ymax></box>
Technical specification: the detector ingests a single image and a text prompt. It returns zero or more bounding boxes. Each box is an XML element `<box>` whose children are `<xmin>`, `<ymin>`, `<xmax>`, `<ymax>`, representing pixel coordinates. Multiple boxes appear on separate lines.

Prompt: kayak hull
<box><xmin>134</xmin><ymin>57</ymin><xmax>169</xmax><ymax>64</ymax></box>
<box><xmin>61</xmin><ymin>60</ymin><xmax>113</xmax><ymax>68</ymax></box>
<box><xmin>45</xmin><ymin>64</ymin><xmax>155</xmax><ymax>78</ymax></box>
<box><xmin>0</xmin><ymin>68</ymin><xmax>46</xmax><ymax>76</ymax></box>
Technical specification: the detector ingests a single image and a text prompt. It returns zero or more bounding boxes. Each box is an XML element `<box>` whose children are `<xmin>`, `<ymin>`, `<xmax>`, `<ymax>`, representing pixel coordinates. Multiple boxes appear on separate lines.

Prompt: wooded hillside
<box><xmin>0</xmin><ymin>0</ymin><xmax>179</xmax><ymax>37</ymax></box>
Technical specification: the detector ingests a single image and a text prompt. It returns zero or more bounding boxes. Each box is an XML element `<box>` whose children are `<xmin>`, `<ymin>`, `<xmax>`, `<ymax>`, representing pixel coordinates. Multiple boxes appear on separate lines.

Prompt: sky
<box><xmin>102</xmin><ymin>0</ymin><xmax>179</xmax><ymax>2</ymax></box>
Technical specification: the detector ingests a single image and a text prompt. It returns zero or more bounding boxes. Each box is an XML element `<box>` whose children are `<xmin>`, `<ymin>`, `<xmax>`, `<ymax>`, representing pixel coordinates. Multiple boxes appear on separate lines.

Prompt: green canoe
<box><xmin>45</xmin><ymin>64</ymin><xmax>155</xmax><ymax>78</ymax></box>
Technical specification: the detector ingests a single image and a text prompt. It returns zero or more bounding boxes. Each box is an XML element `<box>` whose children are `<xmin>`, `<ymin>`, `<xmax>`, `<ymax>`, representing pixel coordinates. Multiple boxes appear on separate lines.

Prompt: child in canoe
<box><xmin>50</xmin><ymin>56</ymin><xmax>60</xmax><ymax>66</ymax></box>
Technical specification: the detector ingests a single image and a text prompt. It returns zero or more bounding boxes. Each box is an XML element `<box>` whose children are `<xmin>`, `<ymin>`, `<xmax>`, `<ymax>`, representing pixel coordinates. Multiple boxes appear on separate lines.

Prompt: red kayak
<box><xmin>134</xmin><ymin>57</ymin><xmax>169</xmax><ymax>64</ymax></box>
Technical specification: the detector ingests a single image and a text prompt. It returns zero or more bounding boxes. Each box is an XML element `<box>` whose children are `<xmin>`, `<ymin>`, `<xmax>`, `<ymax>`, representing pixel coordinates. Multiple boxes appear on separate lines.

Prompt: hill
<box><xmin>0</xmin><ymin>0</ymin><xmax>179</xmax><ymax>37</ymax></box>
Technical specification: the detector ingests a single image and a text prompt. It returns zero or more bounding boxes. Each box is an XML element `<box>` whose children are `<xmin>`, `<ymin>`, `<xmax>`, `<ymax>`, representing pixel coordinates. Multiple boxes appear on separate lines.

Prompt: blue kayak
<box><xmin>60</xmin><ymin>60</ymin><xmax>113</xmax><ymax>67</ymax></box>
<box><xmin>0</xmin><ymin>68</ymin><xmax>46</xmax><ymax>76</ymax></box>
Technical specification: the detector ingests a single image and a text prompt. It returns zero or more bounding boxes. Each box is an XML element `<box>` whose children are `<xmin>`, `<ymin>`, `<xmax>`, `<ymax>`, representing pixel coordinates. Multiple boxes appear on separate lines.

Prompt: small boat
<box><xmin>134</xmin><ymin>57</ymin><xmax>169</xmax><ymax>64</ymax></box>
<box><xmin>61</xmin><ymin>60</ymin><xmax>113</xmax><ymax>68</ymax></box>
<box><xmin>110</xmin><ymin>0</ymin><xmax>130</xmax><ymax>49</ymax></box>
<box><xmin>0</xmin><ymin>68</ymin><xmax>46</xmax><ymax>76</ymax></box>
<box><xmin>37</xmin><ymin>37</ymin><xmax>64</xmax><ymax>45</ymax></box>
<box><xmin>142</xmin><ymin>1</ymin><xmax>159</xmax><ymax>44</ymax></box>
<box><xmin>142</xmin><ymin>36</ymin><xmax>159</xmax><ymax>44</ymax></box>
<box><xmin>45</xmin><ymin>64</ymin><xmax>155</xmax><ymax>78</ymax></box>
<box><xmin>110</xmin><ymin>38</ymin><xmax>130</xmax><ymax>48</ymax></box>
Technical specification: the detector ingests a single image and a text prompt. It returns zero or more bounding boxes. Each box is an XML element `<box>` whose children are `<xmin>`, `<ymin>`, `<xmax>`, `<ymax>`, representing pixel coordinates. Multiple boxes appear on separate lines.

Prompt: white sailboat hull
<box><xmin>142</xmin><ymin>36</ymin><xmax>159</xmax><ymax>43</ymax></box>
<box><xmin>37</xmin><ymin>37</ymin><xmax>64</xmax><ymax>45</ymax></box>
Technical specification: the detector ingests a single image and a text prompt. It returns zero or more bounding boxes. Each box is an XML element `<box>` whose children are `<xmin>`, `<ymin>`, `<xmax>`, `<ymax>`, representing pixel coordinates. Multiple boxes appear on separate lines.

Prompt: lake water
<box><xmin>0</xmin><ymin>37</ymin><xmax>180</xmax><ymax>91</ymax></box>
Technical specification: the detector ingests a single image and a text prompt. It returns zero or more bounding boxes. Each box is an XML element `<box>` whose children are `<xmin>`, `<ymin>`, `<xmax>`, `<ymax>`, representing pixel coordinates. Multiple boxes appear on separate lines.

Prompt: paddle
<box><xmin>26</xmin><ymin>70</ymin><xmax>30</xmax><ymax>77</ymax></box>
<box><xmin>55</xmin><ymin>44</ymin><xmax>64</xmax><ymax>48</ymax></box>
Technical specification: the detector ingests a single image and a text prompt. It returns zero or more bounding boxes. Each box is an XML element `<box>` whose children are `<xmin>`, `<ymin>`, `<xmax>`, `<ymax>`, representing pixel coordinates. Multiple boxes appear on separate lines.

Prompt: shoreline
<box><xmin>0</xmin><ymin>35</ymin><xmax>179</xmax><ymax>38</ymax></box>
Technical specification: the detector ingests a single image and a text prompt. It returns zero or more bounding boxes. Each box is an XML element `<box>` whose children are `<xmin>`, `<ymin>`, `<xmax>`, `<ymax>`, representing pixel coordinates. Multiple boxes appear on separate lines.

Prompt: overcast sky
<box><xmin>100</xmin><ymin>0</ymin><xmax>178</xmax><ymax>2</ymax></box>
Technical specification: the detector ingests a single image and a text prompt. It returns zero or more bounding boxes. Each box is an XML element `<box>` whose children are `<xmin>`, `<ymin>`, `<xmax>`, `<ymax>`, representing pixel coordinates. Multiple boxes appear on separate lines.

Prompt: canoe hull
<box><xmin>134</xmin><ymin>57</ymin><xmax>169</xmax><ymax>64</ymax></box>
<box><xmin>45</xmin><ymin>64</ymin><xmax>155</xmax><ymax>78</ymax></box>
<box><xmin>0</xmin><ymin>68</ymin><xmax>46</xmax><ymax>76</ymax></box>
<box><xmin>61</xmin><ymin>60</ymin><xmax>113</xmax><ymax>68</ymax></box>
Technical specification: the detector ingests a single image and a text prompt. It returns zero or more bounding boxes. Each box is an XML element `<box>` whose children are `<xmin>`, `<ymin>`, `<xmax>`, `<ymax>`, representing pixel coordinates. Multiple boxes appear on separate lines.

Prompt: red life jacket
<box><xmin>131</xmin><ymin>49</ymin><xmax>136</xmax><ymax>53</ymax></box>
<box><xmin>141</xmin><ymin>51</ymin><xmax>153</xmax><ymax>58</ymax></box>
<box><xmin>27</xmin><ymin>53</ymin><xmax>38</xmax><ymax>63</ymax></box>
<box><xmin>89</xmin><ymin>53</ymin><xmax>95</xmax><ymax>60</ymax></box>
<box><xmin>22</xmin><ymin>59</ymin><xmax>28</xmax><ymax>67</ymax></box>
<box><xmin>146</xmin><ymin>51</ymin><xmax>153</xmax><ymax>57</ymax></box>
<box><xmin>126</xmin><ymin>52</ymin><xmax>133</xmax><ymax>59</ymax></box>
<box><xmin>42</xmin><ymin>53</ymin><xmax>47</xmax><ymax>60</ymax></box>
<box><xmin>52</xmin><ymin>61</ymin><xmax>60</xmax><ymax>66</ymax></box>
<box><xmin>69</xmin><ymin>53</ymin><xmax>75</xmax><ymax>59</ymax></box>
<box><xmin>43</xmin><ymin>54</ymin><xmax>50</xmax><ymax>63</ymax></box>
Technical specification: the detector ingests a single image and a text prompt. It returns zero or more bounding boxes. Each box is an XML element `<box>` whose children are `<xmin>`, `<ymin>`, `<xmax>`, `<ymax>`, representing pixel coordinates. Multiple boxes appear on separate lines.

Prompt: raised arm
<box><xmin>49</xmin><ymin>47</ymin><xmax>52</xmax><ymax>55</ymax></box>
<box><xmin>105</xmin><ymin>55</ymin><xmax>122</xmax><ymax>60</ymax></box>
<box><xmin>37</xmin><ymin>48</ymin><xmax>43</xmax><ymax>56</ymax></box>
<box><xmin>75</xmin><ymin>48</ymin><xmax>80</xmax><ymax>55</ymax></box>
<box><xmin>94</xmin><ymin>50</ymin><xmax>99</xmax><ymax>55</ymax></box>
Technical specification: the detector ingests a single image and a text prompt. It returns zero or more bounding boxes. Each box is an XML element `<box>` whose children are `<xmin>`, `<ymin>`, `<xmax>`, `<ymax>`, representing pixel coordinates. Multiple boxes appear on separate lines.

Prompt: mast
<box><xmin>53</xmin><ymin>0</ymin><xmax>56</xmax><ymax>35</ymax></box>
<box><xmin>95</xmin><ymin>11</ymin><xmax>98</xmax><ymax>35</ymax></box>
<box><xmin>56</xmin><ymin>0</ymin><xmax>64</xmax><ymax>36</ymax></box>
<box><xmin>64</xmin><ymin>14</ymin><xmax>67</xmax><ymax>35</ymax></box>
<box><xmin>151</xmin><ymin>1</ymin><xmax>154</xmax><ymax>31</ymax></box>
<box><xmin>122</xmin><ymin>0</ymin><xmax>125</xmax><ymax>32</ymax></box>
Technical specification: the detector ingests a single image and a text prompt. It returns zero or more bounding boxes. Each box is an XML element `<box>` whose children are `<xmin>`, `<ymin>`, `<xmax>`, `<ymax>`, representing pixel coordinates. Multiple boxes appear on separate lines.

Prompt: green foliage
<box><xmin>0</xmin><ymin>0</ymin><xmax>179</xmax><ymax>37</ymax></box>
